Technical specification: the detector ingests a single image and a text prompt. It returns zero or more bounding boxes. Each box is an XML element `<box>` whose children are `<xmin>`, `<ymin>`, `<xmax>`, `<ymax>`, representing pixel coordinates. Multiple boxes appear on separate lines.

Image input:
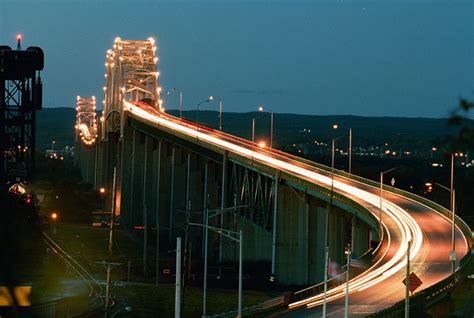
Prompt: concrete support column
<box><xmin>351</xmin><ymin>218</ymin><xmax>371</xmax><ymax>258</ymax></box>
<box><xmin>219</xmin><ymin>151</ymin><xmax>228</xmax><ymax>263</ymax></box>
<box><xmin>275</xmin><ymin>184</ymin><xmax>310</xmax><ymax>285</ymax></box>
<box><xmin>119</xmin><ymin>124</ymin><xmax>134</xmax><ymax>226</ymax></box>
<box><xmin>271</xmin><ymin>172</ymin><xmax>279</xmax><ymax>278</ymax></box>
<box><xmin>307</xmin><ymin>203</ymin><xmax>327</xmax><ymax>283</ymax></box>
<box><xmin>168</xmin><ymin>146</ymin><xmax>175</xmax><ymax>243</ymax></box>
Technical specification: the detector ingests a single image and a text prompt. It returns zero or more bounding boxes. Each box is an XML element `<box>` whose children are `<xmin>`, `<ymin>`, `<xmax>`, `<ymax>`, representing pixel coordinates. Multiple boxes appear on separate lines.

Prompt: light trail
<box><xmin>125</xmin><ymin>100</ymin><xmax>424</xmax><ymax>309</ymax></box>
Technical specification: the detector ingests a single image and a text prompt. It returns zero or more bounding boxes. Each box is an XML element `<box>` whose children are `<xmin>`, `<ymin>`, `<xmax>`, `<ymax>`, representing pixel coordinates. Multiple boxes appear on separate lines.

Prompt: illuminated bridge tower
<box><xmin>74</xmin><ymin>96</ymin><xmax>98</xmax><ymax>185</ymax></box>
<box><xmin>98</xmin><ymin>38</ymin><xmax>160</xmax><ymax>214</ymax></box>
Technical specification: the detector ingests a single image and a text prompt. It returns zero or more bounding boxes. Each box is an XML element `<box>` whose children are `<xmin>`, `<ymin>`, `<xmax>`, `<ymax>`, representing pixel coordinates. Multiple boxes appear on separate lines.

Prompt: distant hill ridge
<box><xmin>37</xmin><ymin>107</ymin><xmax>464</xmax><ymax>150</ymax></box>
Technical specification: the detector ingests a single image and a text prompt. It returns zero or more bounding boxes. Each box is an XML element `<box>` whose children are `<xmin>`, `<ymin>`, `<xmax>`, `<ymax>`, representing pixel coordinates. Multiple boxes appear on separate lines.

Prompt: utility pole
<box><xmin>179</xmin><ymin>91</ymin><xmax>183</xmax><ymax>118</ymax></box>
<box><xmin>405</xmin><ymin>240</ymin><xmax>411</xmax><ymax>318</ymax></box>
<box><xmin>105</xmin><ymin>167</ymin><xmax>117</xmax><ymax>317</ymax></box>
<box><xmin>344</xmin><ymin>244</ymin><xmax>351</xmax><ymax>318</ymax></box>
<box><xmin>450</xmin><ymin>153</ymin><xmax>456</xmax><ymax>273</ymax></box>
<box><xmin>323</xmin><ymin>139</ymin><xmax>336</xmax><ymax>317</ymax></box>
<box><xmin>202</xmin><ymin>207</ymin><xmax>209</xmax><ymax>318</ymax></box>
<box><xmin>219</xmin><ymin>100</ymin><xmax>223</xmax><ymax>130</ymax></box>
<box><xmin>175</xmin><ymin>237</ymin><xmax>182</xmax><ymax>318</ymax></box>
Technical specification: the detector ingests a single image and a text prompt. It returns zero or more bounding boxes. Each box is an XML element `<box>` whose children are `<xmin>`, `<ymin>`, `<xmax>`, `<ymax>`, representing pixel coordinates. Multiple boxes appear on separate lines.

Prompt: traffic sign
<box><xmin>402</xmin><ymin>272</ymin><xmax>422</xmax><ymax>293</ymax></box>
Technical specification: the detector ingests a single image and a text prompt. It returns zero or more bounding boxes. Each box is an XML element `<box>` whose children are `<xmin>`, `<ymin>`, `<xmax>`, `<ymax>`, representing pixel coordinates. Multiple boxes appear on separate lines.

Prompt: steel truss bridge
<box><xmin>75</xmin><ymin>38</ymin><xmax>472</xmax><ymax>317</ymax></box>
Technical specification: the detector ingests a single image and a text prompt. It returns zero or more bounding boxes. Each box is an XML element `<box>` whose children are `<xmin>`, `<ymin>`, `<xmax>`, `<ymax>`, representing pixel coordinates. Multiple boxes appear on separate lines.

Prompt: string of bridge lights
<box><xmin>75</xmin><ymin>95</ymin><xmax>98</xmax><ymax>146</ymax></box>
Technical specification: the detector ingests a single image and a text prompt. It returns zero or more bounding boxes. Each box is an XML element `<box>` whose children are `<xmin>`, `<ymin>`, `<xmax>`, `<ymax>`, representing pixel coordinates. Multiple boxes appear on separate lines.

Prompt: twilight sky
<box><xmin>1</xmin><ymin>0</ymin><xmax>473</xmax><ymax>117</ymax></box>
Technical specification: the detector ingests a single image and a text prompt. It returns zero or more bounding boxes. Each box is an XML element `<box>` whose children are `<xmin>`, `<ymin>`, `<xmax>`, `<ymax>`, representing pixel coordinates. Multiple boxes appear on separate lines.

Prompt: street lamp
<box><xmin>196</xmin><ymin>96</ymin><xmax>214</xmax><ymax>127</ymax></box>
<box><xmin>332</xmin><ymin>124</ymin><xmax>352</xmax><ymax>174</ymax></box>
<box><xmin>344</xmin><ymin>244</ymin><xmax>351</xmax><ymax>318</ymax></box>
<box><xmin>429</xmin><ymin>149</ymin><xmax>457</xmax><ymax>272</ymax></box>
<box><xmin>189</xmin><ymin>219</ymin><xmax>243</xmax><ymax>318</ymax></box>
<box><xmin>430</xmin><ymin>180</ymin><xmax>457</xmax><ymax>273</ymax></box>
<box><xmin>322</xmin><ymin>135</ymin><xmax>343</xmax><ymax>316</ymax></box>
<box><xmin>379</xmin><ymin>167</ymin><xmax>398</xmax><ymax>241</ymax></box>
<box><xmin>165</xmin><ymin>88</ymin><xmax>183</xmax><ymax>118</ymax></box>
<box><xmin>218</xmin><ymin>99</ymin><xmax>223</xmax><ymax>131</ymax></box>
<box><xmin>52</xmin><ymin>140</ymin><xmax>56</xmax><ymax>153</ymax></box>
<box><xmin>252</xmin><ymin>106</ymin><xmax>274</xmax><ymax>149</ymax></box>
<box><xmin>99</xmin><ymin>187</ymin><xmax>106</xmax><ymax>211</ymax></box>
<box><xmin>51</xmin><ymin>212</ymin><xmax>58</xmax><ymax>234</ymax></box>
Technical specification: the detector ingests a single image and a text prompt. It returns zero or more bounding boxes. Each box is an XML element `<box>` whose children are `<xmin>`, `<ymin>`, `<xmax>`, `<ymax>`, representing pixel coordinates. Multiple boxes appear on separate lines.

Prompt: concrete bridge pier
<box><xmin>271</xmin><ymin>182</ymin><xmax>355</xmax><ymax>285</ymax></box>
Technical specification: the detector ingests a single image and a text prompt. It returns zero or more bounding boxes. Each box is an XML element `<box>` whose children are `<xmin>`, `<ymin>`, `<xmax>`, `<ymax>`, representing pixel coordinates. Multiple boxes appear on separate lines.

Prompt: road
<box><xmin>126</xmin><ymin>101</ymin><xmax>469</xmax><ymax>316</ymax></box>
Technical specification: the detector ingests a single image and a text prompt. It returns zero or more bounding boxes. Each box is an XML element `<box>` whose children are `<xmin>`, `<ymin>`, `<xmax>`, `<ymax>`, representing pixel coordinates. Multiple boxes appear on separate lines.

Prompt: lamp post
<box><xmin>51</xmin><ymin>212</ymin><xmax>58</xmax><ymax>234</ymax></box>
<box><xmin>379</xmin><ymin>167</ymin><xmax>398</xmax><ymax>241</ymax></box>
<box><xmin>166</xmin><ymin>88</ymin><xmax>183</xmax><ymax>118</ymax></box>
<box><xmin>404</xmin><ymin>239</ymin><xmax>411</xmax><ymax>318</ymax></box>
<box><xmin>344</xmin><ymin>244</ymin><xmax>351</xmax><ymax>318</ymax></box>
<box><xmin>219</xmin><ymin>100</ymin><xmax>223</xmax><ymax>131</ymax></box>
<box><xmin>252</xmin><ymin>106</ymin><xmax>274</xmax><ymax>148</ymax></box>
<box><xmin>322</xmin><ymin>136</ymin><xmax>342</xmax><ymax>317</ymax></box>
<box><xmin>188</xmin><ymin>221</ymin><xmax>243</xmax><ymax>318</ymax></box>
<box><xmin>430</xmin><ymin>150</ymin><xmax>457</xmax><ymax>272</ymax></box>
<box><xmin>332</xmin><ymin>124</ymin><xmax>352</xmax><ymax>174</ymax></box>
<box><xmin>196</xmin><ymin>96</ymin><xmax>214</xmax><ymax>127</ymax></box>
<box><xmin>99</xmin><ymin>187</ymin><xmax>106</xmax><ymax>211</ymax></box>
<box><xmin>432</xmin><ymin>181</ymin><xmax>456</xmax><ymax>273</ymax></box>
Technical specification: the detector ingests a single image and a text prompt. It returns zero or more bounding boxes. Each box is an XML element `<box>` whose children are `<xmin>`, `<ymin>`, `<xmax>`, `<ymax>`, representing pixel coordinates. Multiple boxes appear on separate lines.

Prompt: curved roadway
<box><xmin>125</xmin><ymin>101</ymin><xmax>468</xmax><ymax>317</ymax></box>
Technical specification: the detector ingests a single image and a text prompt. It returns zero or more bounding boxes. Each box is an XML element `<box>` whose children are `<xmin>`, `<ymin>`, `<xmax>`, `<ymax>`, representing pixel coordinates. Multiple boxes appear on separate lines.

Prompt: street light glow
<box><xmin>332</xmin><ymin>124</ymin><xmax>339</xmax><ymax>129</ymax></box>
<box><xmin>258</xmin><ymin>106</ymin><xmax>264</xmax><ymax>112</ymax></box>
<box><xmin>51</xmin><ymin>212</ymin><xmax>58</xmax><ymax>220</ymax></box>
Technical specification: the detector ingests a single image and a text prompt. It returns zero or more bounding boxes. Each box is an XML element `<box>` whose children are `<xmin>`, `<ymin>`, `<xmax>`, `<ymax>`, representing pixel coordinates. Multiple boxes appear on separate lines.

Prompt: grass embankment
<box><xmin>52</xmin><ymin>223</ymin><xmax>272</xmax><ymax>317</ymax></box>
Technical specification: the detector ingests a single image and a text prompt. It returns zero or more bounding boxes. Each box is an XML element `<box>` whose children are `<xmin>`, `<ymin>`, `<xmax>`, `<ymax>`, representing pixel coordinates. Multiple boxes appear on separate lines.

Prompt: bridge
<box><xmin>75</xmin><ymin>38</ymin><xmax>472</xmax><ymax>316</ymax></box>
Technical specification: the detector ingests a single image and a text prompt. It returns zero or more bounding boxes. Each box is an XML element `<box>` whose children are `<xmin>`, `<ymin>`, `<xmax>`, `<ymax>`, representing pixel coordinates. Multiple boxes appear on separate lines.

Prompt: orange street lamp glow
<box><xmin>17</xmin><ymin>33</ymin><xmax>22</xmax><ymax>41</ymax></box>
<box><xmin>51</xmin><ymin>212</ymin><xmax>58</xmax><ymax>220</ymax></box>
<box><xmin>99</xmin><ymin>187</ymin><xmax>106</xmax><ymax>194</ymax></box>
<box><xmin>258</xmin><ymin>141</ymin><xmax>266</xmax><ymax>148</ymax></box>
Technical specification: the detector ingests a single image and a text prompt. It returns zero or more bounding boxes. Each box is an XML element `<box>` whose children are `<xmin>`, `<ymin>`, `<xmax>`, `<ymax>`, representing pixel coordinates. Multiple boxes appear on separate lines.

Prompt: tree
<box><xmin>449</xmin><ymin>98</ymin><xmax>474</xmax><ymax>150</ymax></box>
